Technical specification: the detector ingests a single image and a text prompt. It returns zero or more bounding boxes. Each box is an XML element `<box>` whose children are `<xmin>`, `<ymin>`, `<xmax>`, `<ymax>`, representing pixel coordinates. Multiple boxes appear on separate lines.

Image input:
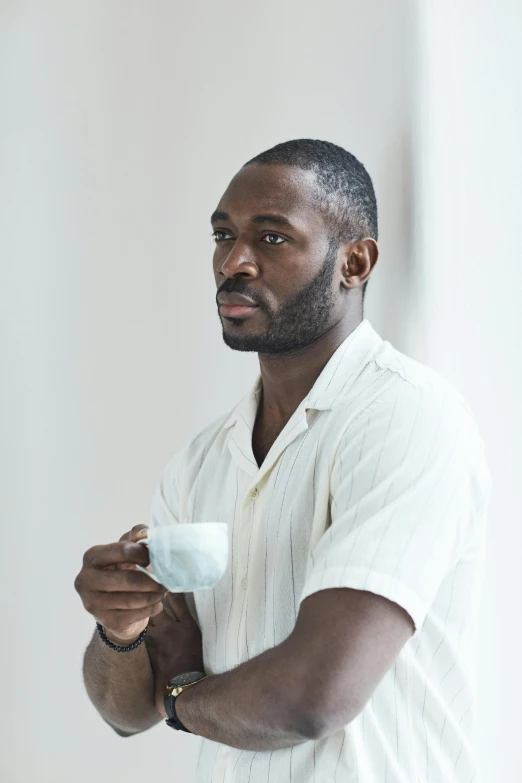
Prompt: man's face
<box><xmin>212</xmin><ymin>163</ymin><xmax>344</xmax><ymax>355</ymax></box>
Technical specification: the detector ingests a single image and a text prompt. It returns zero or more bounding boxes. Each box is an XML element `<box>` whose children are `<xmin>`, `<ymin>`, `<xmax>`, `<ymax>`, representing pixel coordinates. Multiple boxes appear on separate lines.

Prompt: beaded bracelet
<box><xmin>96</xmin><ymin>621</ymin><xmax>148</xmax><ymax>652</ymax></box>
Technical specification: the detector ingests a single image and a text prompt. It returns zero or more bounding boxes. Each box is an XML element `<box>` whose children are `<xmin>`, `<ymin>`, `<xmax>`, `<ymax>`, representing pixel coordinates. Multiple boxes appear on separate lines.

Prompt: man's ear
<box><xmin>340</xmin><ymin>238</ymin><xmax>379</xmax><ymax>291</ymax></box>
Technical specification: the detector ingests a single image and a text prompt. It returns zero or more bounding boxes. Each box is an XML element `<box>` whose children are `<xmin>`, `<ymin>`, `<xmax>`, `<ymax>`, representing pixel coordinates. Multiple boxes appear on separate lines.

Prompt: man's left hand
<box><xmin>144</xmin><ymin>591</ymin><xmax>204</xmax><ymax>718</ymax></box>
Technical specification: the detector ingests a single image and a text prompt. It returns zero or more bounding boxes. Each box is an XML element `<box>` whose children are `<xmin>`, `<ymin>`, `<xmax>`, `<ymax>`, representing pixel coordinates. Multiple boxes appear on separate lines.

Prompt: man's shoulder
<box><xmin>189</xmin><ymin>408</ymin><xmax>234</xmax><ymax>451</ymax></box>
<box><xmin>176</xmin><ymin>407</ymin><xmax>234</xmax><ymax>464</ymax></box>
<box><xmin>334</xmin><ymin>338</ymin><xmax>481</xmax><ymax>442</ymax></box>
<box><xmin>330</xmin><ymin>342</ymin><xmax>491</xmax><ymax>495</ymax></box>
<box><xmin>382</xmin><ymin>344</ymin><xmax>484</xmax><ymax>438</ymax></box>
<box><xmin>150</xmin><ymin>408</ymin><xmax>235</xmax><ymax>525</ymax></box>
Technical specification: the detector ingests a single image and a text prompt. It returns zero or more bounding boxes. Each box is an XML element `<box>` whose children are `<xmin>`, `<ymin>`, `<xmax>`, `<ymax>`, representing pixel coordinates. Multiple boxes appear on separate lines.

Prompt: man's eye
<box><xmin>262</xmin><ymin>234</ymin><xmax>285</xmax><ymax>244</ymax></box>
<box><xmin>210</xmin><ymin>231</ymin><xmax>285</xmax><ymax>244</ymax></box>
<box><xmin>211</xmin><ymin>230</ymin><xmax>232</xmax><ymax>241</ymax></box>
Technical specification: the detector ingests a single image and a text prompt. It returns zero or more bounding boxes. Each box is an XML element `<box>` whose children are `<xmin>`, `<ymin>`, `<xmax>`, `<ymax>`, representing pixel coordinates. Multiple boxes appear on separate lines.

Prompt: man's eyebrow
<box><xmin>210</xmin><ymin>210</ymin><xmax>297</xmax><ymax>229</ymax></box>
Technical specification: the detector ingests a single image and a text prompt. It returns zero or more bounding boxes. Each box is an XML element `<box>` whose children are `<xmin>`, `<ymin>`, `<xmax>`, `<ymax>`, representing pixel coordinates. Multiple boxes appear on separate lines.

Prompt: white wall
<box><xmin>416</xmin><ymin>4</ymin><xmax>522</xmax><ymax>781</ymax></box>
<box><xmin>2</xmin><ymin>2</ymin><xmax>519</xmax><ymax>782</ymax></box>
<box><xmin>0</xmin><ymin>3</ymin><xmax>416</xmax><ymax>781</ymax></box>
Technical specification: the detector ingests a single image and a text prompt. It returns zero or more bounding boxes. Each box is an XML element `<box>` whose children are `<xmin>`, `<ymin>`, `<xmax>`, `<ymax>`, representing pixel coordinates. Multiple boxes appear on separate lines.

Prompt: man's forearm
<box><xmin>173</xmin><ymin>639</ymin><xmax>315</xmax><ymax>751</ymax></box>
<box><xmin>82</xmin><ymin>628</ymin><xmax>161</xmax><ymax>736</ymax></box>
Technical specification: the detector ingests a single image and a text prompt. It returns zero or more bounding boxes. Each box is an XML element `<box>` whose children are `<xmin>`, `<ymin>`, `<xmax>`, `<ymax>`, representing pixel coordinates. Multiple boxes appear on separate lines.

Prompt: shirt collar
<box><xmin>223</xmin><ymin>318</ymin><xmax>383</xmax><ymax>430</ymax></box>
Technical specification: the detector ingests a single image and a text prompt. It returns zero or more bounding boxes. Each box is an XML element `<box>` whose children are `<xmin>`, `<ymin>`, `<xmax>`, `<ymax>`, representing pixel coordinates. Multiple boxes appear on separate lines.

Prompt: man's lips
<box><xmin>217</xmin><ymin>292</ymin><xmax>259</xmax><ymax>307</ymax></box>
<box><xmin>219</xmin><ymin>303</ymin><xmax>259</xmax><ymax>318</ymax></box>
<box><xmin>217</xmin><ymin>292</ymin><xmax>260</xmax><ymax>318</ymax></box>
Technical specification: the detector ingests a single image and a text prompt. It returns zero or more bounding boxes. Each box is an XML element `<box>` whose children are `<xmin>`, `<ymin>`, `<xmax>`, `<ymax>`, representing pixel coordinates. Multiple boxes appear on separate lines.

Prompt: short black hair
<box><xmin>244</xmin><ymin>139</ymin><xmax>378</xmax><ymax>303</ymax></box>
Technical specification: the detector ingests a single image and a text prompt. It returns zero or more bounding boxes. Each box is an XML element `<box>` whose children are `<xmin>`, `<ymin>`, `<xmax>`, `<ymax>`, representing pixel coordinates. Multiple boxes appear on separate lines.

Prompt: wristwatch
<box><xmin>163</xmin><ymin>670</ymin><xmax>209</xmax><ymax>732</ymax></box>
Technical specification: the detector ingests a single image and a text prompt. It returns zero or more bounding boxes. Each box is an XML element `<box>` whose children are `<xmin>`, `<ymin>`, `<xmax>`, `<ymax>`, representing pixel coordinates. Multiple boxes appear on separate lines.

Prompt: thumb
<box><xmin>133</xmin><ymin>526</ymin><xmax>149</xmax><ymax>542</ymax></box>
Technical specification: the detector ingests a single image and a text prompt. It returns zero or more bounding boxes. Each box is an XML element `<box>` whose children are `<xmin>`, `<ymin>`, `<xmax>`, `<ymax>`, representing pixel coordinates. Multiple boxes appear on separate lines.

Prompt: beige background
<box><xmin>1</xmin><ymin>1</ymin><xmax>520</xmax><ymax>781</ymax></box>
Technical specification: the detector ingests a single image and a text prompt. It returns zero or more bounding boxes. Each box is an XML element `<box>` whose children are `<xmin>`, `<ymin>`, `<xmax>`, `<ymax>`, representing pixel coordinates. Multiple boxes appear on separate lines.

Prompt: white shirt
<box><xmin>149</xmin><ymin>318</ymin><xmax>492</xmax><ymax>783</ymax></box>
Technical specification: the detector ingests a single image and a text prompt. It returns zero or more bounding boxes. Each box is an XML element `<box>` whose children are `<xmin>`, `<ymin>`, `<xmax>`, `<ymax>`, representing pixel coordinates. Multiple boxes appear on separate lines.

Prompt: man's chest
<box><xmin>182</xmin><ymin>428</ymin><xmax>337</xmax><ymax>667</ymax></box>
<box><xmin>251</xmin><ymin>414</ymin><xmax>289</xmax><ymax>468</ymax></box>
<box><xmin>182</xmin><ymin>415</ymin><xmax>335</xmax><ymax>533</ymax></box>
<box><xmin>189</xmin><ymin>445</ymin><xmax>332</xmax><ymax>666</ymax></box>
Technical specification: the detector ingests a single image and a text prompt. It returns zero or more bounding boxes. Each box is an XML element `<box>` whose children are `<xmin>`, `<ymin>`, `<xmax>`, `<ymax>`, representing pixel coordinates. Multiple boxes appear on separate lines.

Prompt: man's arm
<box><xmin>82</xmin><ymin>625</ymin><xmax>162</xmax><ymax>736</ymax></box>
<box><xmin>144</xmin><ymin>592</ymin><xmax>314</xmax><ymax>750</ymax></box>
<box><xmin>173</xmin><ymin>636</ymin><xmax>315</xmax><ymax>752</ymax></box>
<box><xmin>173</xmin><ymin>587</ymin><xmax>414</xmax><ymax>750</ymax></box>
<box><xmin>75</xmin><ymin>524</ymin><xmax>171</xmax><ymax>737</ymax></box>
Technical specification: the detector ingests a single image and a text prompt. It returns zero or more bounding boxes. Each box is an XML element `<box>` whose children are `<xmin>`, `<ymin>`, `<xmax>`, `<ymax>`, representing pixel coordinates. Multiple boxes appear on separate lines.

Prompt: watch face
<box><xmin>168</xmin><ymin>671</ymin><xmax>205</xmax><ymax>687</ymax></box>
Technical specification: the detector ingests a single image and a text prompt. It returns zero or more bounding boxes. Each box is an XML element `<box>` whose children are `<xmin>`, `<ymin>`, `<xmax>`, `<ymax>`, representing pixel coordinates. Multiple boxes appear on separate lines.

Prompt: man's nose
<box><xmin>218</xmin><ymin>242</ymin><xmax>259</xmax><ymax>278</ymax></box>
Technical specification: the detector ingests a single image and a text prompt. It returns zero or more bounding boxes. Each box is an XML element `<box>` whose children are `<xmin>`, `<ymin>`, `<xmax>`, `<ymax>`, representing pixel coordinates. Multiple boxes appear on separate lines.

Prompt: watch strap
<box><xmin>165</xmin><ymin>693</ymin><xmax>192</xmax><ymax>732</ymax></box>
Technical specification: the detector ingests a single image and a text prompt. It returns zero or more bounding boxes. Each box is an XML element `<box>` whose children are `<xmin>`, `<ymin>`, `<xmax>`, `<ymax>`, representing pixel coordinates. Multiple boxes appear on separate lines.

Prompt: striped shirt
<box><xmin>149</xmin><ymin>318</ymin><xmax>492</xmax><ymax>783</ymax></box>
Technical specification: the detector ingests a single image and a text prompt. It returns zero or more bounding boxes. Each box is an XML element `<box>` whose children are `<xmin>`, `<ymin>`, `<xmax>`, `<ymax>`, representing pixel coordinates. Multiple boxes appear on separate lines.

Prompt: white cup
<box><xmin>135</xmin><ymin>522</ymin><xmax>228</xmax><ymax>592</ymax></box>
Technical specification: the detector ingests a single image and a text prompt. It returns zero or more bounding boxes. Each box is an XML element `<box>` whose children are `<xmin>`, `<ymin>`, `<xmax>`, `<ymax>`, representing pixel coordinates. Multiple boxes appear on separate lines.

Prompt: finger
<box><xmin>84</xmin><ymin>541</ymin><xmax>150</xmax><ymax>569</ymax></box>
<box><xmin>87</xmin><ymin>590</ymin><xmax>168</xmax><ymax>611</ymax></box>
<box><xmin>98</xmin><ymin>601</ymin><xmax>164</xmax><ymax>630</ymax></box>
<box><xmin>83</xmin><ymin>567</ymin><xmax>167</xmax><ymax>593</ymax></box>
<box><xmin>133</xmin><ymin>526</ymin><xmax>149</xmax><ymax>541</ymax></box>
<box><xmin>119</xmin><ymin>524</ymin><xmax>150</xmax><ymax>543</ymax></box>
<box><xmin>119</xmin><ymin>525</ymin><xmax>144</xmax><ymax>542</ymax></box>
<box><xmin>150</xmin><ymin>596</ymin><xmax>179</xmax><ymax>623</ymax></box>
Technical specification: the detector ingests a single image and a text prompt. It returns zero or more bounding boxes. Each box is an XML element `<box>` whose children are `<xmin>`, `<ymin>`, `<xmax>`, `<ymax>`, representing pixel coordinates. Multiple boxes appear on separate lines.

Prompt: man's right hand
<box><xmin>74</xmin><ymin>524</ymin><xmax>168</xmax><ymax>645</ymax></box>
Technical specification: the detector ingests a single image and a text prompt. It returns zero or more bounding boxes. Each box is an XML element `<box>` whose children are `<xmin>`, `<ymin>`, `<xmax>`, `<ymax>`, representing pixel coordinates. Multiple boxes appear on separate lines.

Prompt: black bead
<box><xmin>96</xmin><ymin>620</ymin><xmax>149</xmax><ymax>652</ymax></box>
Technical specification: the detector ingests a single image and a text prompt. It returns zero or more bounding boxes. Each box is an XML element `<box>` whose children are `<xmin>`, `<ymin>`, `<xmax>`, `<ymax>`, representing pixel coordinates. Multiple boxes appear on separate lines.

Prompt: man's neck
<box><xmin>257</xmin><ymin>311</ymin><xmax>363</xmax><ymax>424</ymax></box>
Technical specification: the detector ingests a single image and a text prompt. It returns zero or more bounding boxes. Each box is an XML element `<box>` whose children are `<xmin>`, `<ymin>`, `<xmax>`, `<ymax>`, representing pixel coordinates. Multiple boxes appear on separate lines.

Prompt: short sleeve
<box><xmin>148</xmin><ymin>444</ymin><xmax>189</xmax><ymax>529</ymax></box>
<box><xmin>299</xmin><ymin>382</ymin><xmax>491</xmax><ymax>633</ymax></box>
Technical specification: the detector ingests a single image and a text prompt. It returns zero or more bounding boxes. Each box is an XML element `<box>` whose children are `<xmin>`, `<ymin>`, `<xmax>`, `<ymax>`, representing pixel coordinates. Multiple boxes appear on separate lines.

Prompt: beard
<box><xmin>219</xmin><ymin>237</ymin><xmax>340</xmax><ymax>355</ymax></box>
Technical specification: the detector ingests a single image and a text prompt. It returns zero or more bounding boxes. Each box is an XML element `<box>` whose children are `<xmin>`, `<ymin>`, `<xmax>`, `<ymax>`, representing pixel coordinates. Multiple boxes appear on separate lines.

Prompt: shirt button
<box><xmin>250</xmin><ymin>487</ymin><xmax>259</xmax><ymax>499</ymax></box>
<box><xmin>241</xmin><ymin>577</ymin><xmax>248</xmax><ymax>590</ymax></box>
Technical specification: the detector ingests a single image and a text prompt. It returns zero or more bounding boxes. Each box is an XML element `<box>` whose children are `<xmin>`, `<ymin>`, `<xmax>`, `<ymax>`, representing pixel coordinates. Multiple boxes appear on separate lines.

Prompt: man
<box><xmin>75</xmin><ymin>139</ymin><xmax>492</xmax><ymax>782</ymax></box>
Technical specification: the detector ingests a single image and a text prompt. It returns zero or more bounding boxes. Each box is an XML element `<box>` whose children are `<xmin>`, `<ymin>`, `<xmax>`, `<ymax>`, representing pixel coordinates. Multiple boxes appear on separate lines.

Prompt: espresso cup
<box><xmin>135</xmin><ymin>521</ymin><xmax>228</xmax><ymax>592</ymax></box>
